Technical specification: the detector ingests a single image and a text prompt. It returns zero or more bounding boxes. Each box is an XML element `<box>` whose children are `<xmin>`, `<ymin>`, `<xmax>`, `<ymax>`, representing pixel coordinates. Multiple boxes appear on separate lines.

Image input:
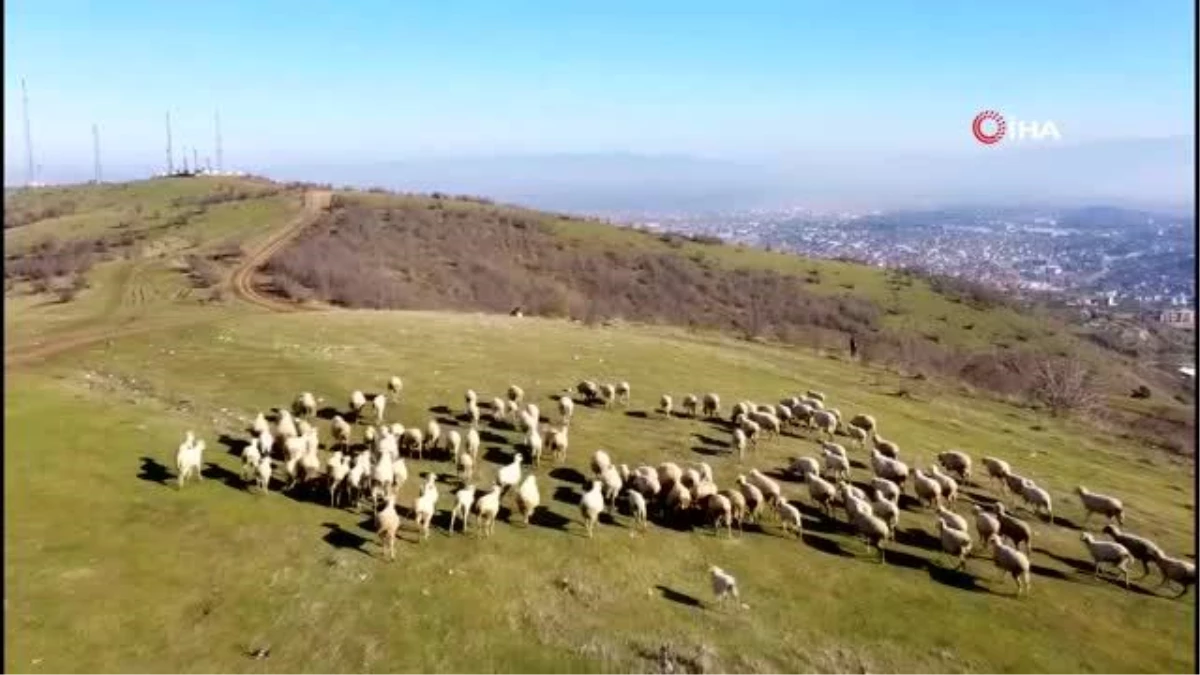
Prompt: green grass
<box><xmin>5</xmin><ymin>310</ymin><xmax>1194</xmax><ymax>673</ymax></box>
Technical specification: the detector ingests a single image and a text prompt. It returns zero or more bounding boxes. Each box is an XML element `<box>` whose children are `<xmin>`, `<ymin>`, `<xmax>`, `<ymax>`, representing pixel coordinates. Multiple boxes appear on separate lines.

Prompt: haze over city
<box><xmin>4</xmin><ymin>0</ymin><xmax>1195</xmax><ymax>212</ymax></box>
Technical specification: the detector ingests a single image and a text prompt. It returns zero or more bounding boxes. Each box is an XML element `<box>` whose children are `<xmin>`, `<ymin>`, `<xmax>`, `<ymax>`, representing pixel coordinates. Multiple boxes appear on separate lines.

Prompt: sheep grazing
<box><xmin>387</xmin><ymin>375</ymin><xmax>403</xmax><ymax>400</ymax></box>
<box><xmin>938</xmin><ymin>519</ymin><xmax>974</xmax><ymax>569</ymax></box>
<box><xmin>294</xmin><ymin>392</ymin><xmax>318</xmax><ymax>418</ymax></box>
<box><xmin>401</xmin><ymin>427</ymin><xmax>425</xmax><ymax>460</ymax></box>
<box><xmin>1076</xmin><ymin>486</ymin><xmax>1125</xmax><ymax>525</ymax></box>
<box><xmin>371</xmin><ymin>394</ymin><xmax>387</xmax><ymax>424</ymax></box>
<box><xmin>413</xmin><ymin>476</ymin><xmax>439</xmax><ymax>541</ymax></box>
<box><xmin>515</xmin><ymin>474</ymin><xmax>541</xmax><ymax>525</ymax></box>
<box><xmin>580</xmin><ymin>481</ymin><xmax>606</xmax><ymax>537</ymax></box>
<box><xmin>1103</xmin><ymin>525</ymin><xmax>1165</xmax><ymax>579</ymax></box>
<box><xmin>557</xmin><ymin>395</ymin><xmax>575</xmax><ymax>424</ymax></box>
<box><xmin>680</xmin><ymin>394</ymin><xmax>699</xmax><ymax>418</ymax></box>
<box><xmin>627</xmin><ymin>489</ymin><xmax>649</xmax><ymax>531</ymax></box>
<box><xmin>615</xmin><ymin>381</ymin><xmax>631</xmax><ymax>406</ymax></box>
<box><xmin>936</xmin><ymin>450</ymin><xmax>972</xmax><ymax>483</ymax></box>
<box><xmin>732</xmin><ymin>428</ymin><xmax>748</xmax><ymax>459</ymax></box>
<box><xmin>973</xmin><ymin>504</ymin><xmax>1001</xmax><ymax>547</ymax></box>
<box><xmin>736</xmin><ymin>477</ymin><xmax>765</xmax><ymax>522</ymax></box>
<box><xmin>251</xmin><ymin>413</ymin><xmax>270</xmax><ymax>436</ymax></box>
<box><xmin>803</xmin><ymin>473</ymin><xmax>838</xmax><ymax>517</ymax></box>
<box><xmin>474</xmin><ymin>484</ymin><xmax>503</xmax><ymax>538</ymax></box>
<box><xmin>658</xmin><ymin>394</ymin><xmax>674</xmax><ymax>418</ymax></box>
<box><xmin>986</xmin><ymin>534</ymin><xmax>1031</xmax><ymax>596</ymax></box>
<box><xmin>704</xmin><ymin>493</ymin><xmax>735</xmax><ymax>538</ymax></box>
<box><xmin>376</xmin><ymin>493</ymin><xmax>402</xmax><ymax>560</ymax></box>
<box><xmin>873</xmin><ymin>436</ymin><xmax>900</xmax><ymax>459</ymax></box>
<box><xmin>788</xmin><ymin>456</ymin><xmax>821</xmax><ymax>481</ymax></box>
<box><xmin>546</xmin><ymin>425</ymin><xmax>570</xmax><ymax>462</ymax></box>
<box><xmin>708</xmin><ymin>566</ymin><xmax>740</xmax><ymax>608</ymax></box>
<box><xmin>981</xmin><ymin>456</ymin><xmax>1012</xmax><ymax>489</ymax></box>
<box><xmin>350</xmin><ymin>390</ymin><xmax>368</xmax><ymax>420</ymax></box>
<box><xmin>507</xmin><ymin>384</ymin><xmax>525</xmax><ymax>405</ymax></box>
<box><xmin>1080</xmin><ymin>533</ymin><xmax>1134</xmax><ymax>588</ymax></box>
<box><xmin>465</xmin><ymin>425</ymin><xmax>481</xmax><ymax>462</ymax></box>
<box><xmin>1150</xmin><ymin>551</ymin><xmax>1197</xmax><ymax>598</ymax></box>
<box><xmin>870</xmin><ymin>449</ymin><xmax>909</xmax><ymax>488</ymax></box>
<box><xmin>989</xmin><ymin>503</ymin><xmax>1032</xmax><ymax>553</ymax></box>
<box><xmin>577</xmin><ymin>380</ymin><xmax>601</xmax><ymax>404</ymax></box>
<box><xmin>1019</xmin><ymin>480</ymin><xmax>1053</xmax><ymax>521</ymax></box>
<box><xmin>701</xmin><ymin>392</ymin><xmax>721</xmax><ymax>418</ymax></box>
<box><xmin>848</xmin><ymin>413</ymin><xmax>877</xmax><ymax>436</ymax></box>
<box><xmin>175</xmin><ymin>432</ymin><xmax>204</xmax><ymax>488</ymax></box>
<box><xmin>449</xmin><ymin>484</ymin><xmax>477</xmax><ymax>534</ymax></box>
<box><xmin>850</xmin><ymin>507</ymin><xmax>890</xmax><ymax>562</ymax></box>
<box><xmin>911</xmin><ymin>469</ymin><xmax>942</xmax><ymax>509</ymax></box>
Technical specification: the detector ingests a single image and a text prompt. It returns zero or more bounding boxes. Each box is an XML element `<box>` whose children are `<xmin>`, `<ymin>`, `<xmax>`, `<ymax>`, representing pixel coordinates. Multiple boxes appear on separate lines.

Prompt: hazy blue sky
<box><xmin>3</xmin><ymin>0</ymin><xmax>1195</xmax><ymax>179</ymax></box>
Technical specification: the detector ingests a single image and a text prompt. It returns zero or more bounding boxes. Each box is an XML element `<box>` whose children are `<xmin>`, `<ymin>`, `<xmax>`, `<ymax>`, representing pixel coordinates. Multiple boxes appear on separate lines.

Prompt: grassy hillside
<box><xmin>4</xmin><ymin>178</ymin><xmax>1195</xmax><ymax>672</ymax></box>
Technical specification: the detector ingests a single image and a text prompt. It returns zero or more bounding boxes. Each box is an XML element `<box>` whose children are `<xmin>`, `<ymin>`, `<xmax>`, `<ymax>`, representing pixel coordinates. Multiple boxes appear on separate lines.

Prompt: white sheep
<box><xmin>627</xmin><ymin>489</ymin><xmax>649</xmax><ymax>531</ymax></box>
<box><xmin>873</xmin><ymin>435</ymin><xmax>900</xmax><ymax>459</ymax></box>
<box><xmin>973</xmin><ymin>504</ymin><xmax>1001</xmax><ymax>545</ymax></box>
<box><xmin>928</xmin><ymin>464</ymin><xmax>960</xmax><ymax>504</ymax></box>
<box><xmin>474</xmin><ymin>484</ymin><xmax>503</xmax><ymax>538</ymax></box>
<box><xmin>577</xmin><ymin>380</ymin><xmax>601</xmax><ymax>403</ymax></box>
<box><xmin>848</xmin><ymin>413</ymin><xmax>877</xmax><ymax>435</ymax></box>
<box><xmin>1019</xmin><ymin>480</ymin><xmax>1053</xmax><ymax>521</ymax></box>
<box><xmin>294</xmin><ymin>392</ymin><xmax>317</xmax><ymax>418</ymax></box>
<box><xmin>401</xmin><ymin>427</ymin><xmax>425</xmax><ymax>460</ymax></box>
<box><xmin>557</xmin><ymin>395</ymin><xmax>575</xmax><ymax>424</ymax></box>
<box><xmin>377</xmin><ymin>493</ymin><xmax>402</xmax><ymax>560</ymax></box>
<box><xmin>736</xmin><ymin>477</ymin><xmax>765</xmax><ymax>522</ymax></box>
<box><xmin>591</xmin><ymin>449</ymin><xmax>613</xmax><ymax>477</ymax></box>
<box><xmin>600</xmin><ymin>465</ymin><xmax>623</xmax><ymax>512</ymax></box>
<box><xmin>580</xmin><ymin>480</ymin><xmax>606</xmax><ymax>537</ymax></box>
<box><xmin>804</xmin><ymin>473</ymin><xmax>838</xmax><ymax>517</ymax></box>
<box><xmin>1080</xmin><ymin>532</ymin><xmax>1134</xmax><ymax>588</ymax></box>
<box><xmin>776</xmin><ymin>500</ymin><xmax>803</xmax><ymax>538</ymax></box>
<box><xmin>330</xmin><ymin>415</ymin><xmax>352</xmax><ymax>452</ymax></box>
<box><xmin>845</xmin><ymin>425</ymin><xmax>869</xmax><ymax>447</ymax></box>
<box><xmin>251</xmin><ymin>413</ymin><xmax>269</xmax><ymax>436</ymax></box>
<box><xmin>1151</xmin><ymin>551</ymin><xmax>1197</xmax><ymax>598</ymax></box>
<box><xmin>507</xmin><ymin>384</ymin><xmax>525</xmax><ymax>405</ymax></box>
<box><xmin>708</xmin><ymin>565</ymin><xmax>740</xmax><ymax>608</ymax></box>
<box><xmin>424</xmin><ymin>419</ymin><xmax>442</xmax><ymax>455</ymax></box>
<box><xmin>706</xmin><ymin>493</ymin><xmax>735</xmax><ymax>538</ymax></box>
<box><xmin>912</xmin><ymin>468</ymin><xmax>943</xmax><ymax>510</ymax></box>
<box><xmin>659</xmin><ymin>394</ymin><xmax>674</xmax><ymax>417</ymax></box>
<box><xmin>870</xmin><ymin>449</ymin><xmax>909</xmax><ymax>488</ymax></box>
<box><xmin>871</xmin><ymin>476</ymin><xmax>901</xmax><ymax>504</ymax></box>
<box><xmin>658</xmin><ymin>462</ymin><xmax>683</xmax><ymax>488</ymax></box>
<box><xmin>615</xmin><ymin>381</ymin><xmax>631</xmax><ymax>406</ymax></box>
<box><xmin>600</xmin><ymin>383</ymin><xmax>617</xmax><ymax>407</ymax></box>
<box><xmin>547</xmin><ymin>425</ymin><xmax>570</xmax><ymax>462</ymax></box>
<box><xmin>387</xmin><ymin>375</ymin><xmax>403</xmax><ymax>400</ymax></box>
<box><xmin>748</xmin><ymin>469</ymin><xmax>782</xmax><ymax>507</ymax></box>
<box><xmin>822</xmin><ymin>446</ymin><xmax>851</xmax><ymax>482</ymax></box>
<box><xmin>811</xmin><ymin>410</ymin><xmax>838</xmax><ymax>439</ymax></box>
<box><xmin>680</xmin><ymin>394</ymin><xmax>699</xmax><ymax>417</ymax></box>
<box><xmin>467</xmin><ymin>400</ymin><xmax>481</xmax><ymax>426</ymax></box>
<box><xmin>490</xmin><ymin>397</ymin><xmax>508</xmax><ymax>424</ymax></box>
<box><xmin>989</xmin><ymin>503</ymin><xmax>1032</xmax><ymax>553</ymax></box>
<box><xmin>788</xmin><ymin>456</ymin><xmax>821</xmax><ymax>481</ymax></box>
<box><xmin>413</xmin><ymin>476</ymin><xmax>439</xmax><ymax>541</ymax></box>
<box><xmin>1103</xmin><ymin>524</ymin><xmax>1166</xmax><ymax>579</ymax></box>
<box><xmin>240</xmin><ymin>438</ymin><xmax>263</xmax><ymax>482</ymax></box>
<box><xmin>702</xmin><ymin>392</ymin><xmax>721</xmax><ymax>418</ymax></box>
<box><xmin>457</xmin><ymin>449</ymin><xmax>475</xmax><ymax>483</ymax></box>
<box><xmin>850</xmin><ymin>507</ymin><xmax>890</xmax><ymax>562</ymax></box>
<box><xmin>937</xmin><ymin>450</ymin><xmax>972</xmax><ymax>483</ymax></box>
<box><xmin>449</xmin><ymin>484</ymin><xmax>476</xmax><ymax>534</ymax></box>
<box><xmin>1076</xmin><ymin>486</ymin><xmax>1125</xmax><ymax>525</ymax></box>
<box><xmin>733</xmin><ymin>428</ymin><xmax>748</xmax><ymax>458</ymax></box>
<box><xmin>497</xmin><ymin>453</ymin><xmax>523</xmax><ymax>493</ymax></box>
<box><xmin>276</xmin><ymin>410</ymin><xmax>298</xmax><ymax>439</ymax></box>
<box><xmin>987</xmin><ymin>533</ymin><xmax>1031</xmax><ymax>596</ymax></box>
<box><xmin>465</xmin><ymin>389</ymin><xmax>478</xmax><ymax>407</ymax></box>
<box><xmin>516</xmin><ymin>474</ymin><xmax>541</xmax><ymax>525</ymax></box>
<box><xmin>255</xmin><ymin>455</ymin><xmax>273</xmax><ymax>494</ymax></box>
<box><xmin>982</xmin><ymin>456</ymin><xmax>1012</xmax><ymax>489</ymax></box>
<box><xmin>938</xmin><ymin>519</ymin><xmax>973</xmax><ymax>570</ymax></box>
<box><xmin>465</xmin><ymin>425</ymin><xmax>481</xmax><ymax>462</ymax></box>
<box><xmin>175</xmin><ymin>432</ymin><xmax>204</xmax><ymax>488</ymax></box>
<box><xmin>371</xmin><ymin>394</ymin><xmax>387</xmax><ymax>424</ymax></box>
<box><xmin>937</xmin><ymin>504</ymin><xmax>969</xmax><ymax>533</ymax></box>
<box><xmin>326</xmin><ymin>451</ymin><xmax>350</xmax><ymax>506</ymax></box>
<box><xmin>445</xmin><ymin>429</ymin><xmax>463</xmax><ymax>458</ymax></box>
<box><xmin>350</xmin><ymin>390</ymin><xmax>368</xmax><ymax>419</ymax></box>
<box><xmin>871</xmin><ymin>490</ymin><xmax>900</xmax><ymax>537</ymax></box>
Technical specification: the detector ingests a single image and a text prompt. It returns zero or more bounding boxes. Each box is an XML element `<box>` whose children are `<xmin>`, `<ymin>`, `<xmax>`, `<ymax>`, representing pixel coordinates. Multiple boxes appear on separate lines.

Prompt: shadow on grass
<box><xmin>553</xmin><ymin>486</ymin><xmax>579</xmax><ymax>505</ymax></box>
<box><xmin>550</xmin><ymin>467</ymin><xmax>586</xmax><ymax>485</ymax></box>
<box><xmin>1050</xmin><ymin>514</ymin><xmax>1082</xmax><ymax>530</ymax></box>
<box><xmin>765</xmin><ymin>469</ymin><xmax>802</xmax><ymax>484</ymax></box>
<box><xmin>138</xmin><ymin>456</ymin><xmax>172</xmax><ymax>486</ymax></box>
<box><xmin>927</xmin><ymin>564</ymin><xmax>987</xmax><ymax>593</ymax></box>
<box><xmin>316</xmin><ymin>406</ymin><xmax>341</xmax><ymax>420</ymax></box>
<box><xmin>321</xmin><ymin>522</ymin><xmax>371</xmax><ymax>554</ymax></box>
<box><xmin>849</xmin><ymin>458</ymin><xmax>867</xmax><ymax>470</ymax></box>
<box><xmin>894</xmin><ymin>526</ymin><xmax>941</xmax><ymax>552</ymax></box>
<box><xmin>691</xmin><ymin>445</ymin><xmax>724</xmax><ymax>457</ymax></box>
<box><xmin>217</xmin><ymin>433</ymin><xmax>249</xmax><ymax>457</ymax></box>
<box><xmin>429</xmin><ymin>404</ymin><xmax>452</xmax><ymax>415</ymax></box>
<box><xmin>530</xmin><ymin>508</ymin><xmax>571</xmax><ymax>531</ymax></box>
<box><xmin>479</xmin><ymin>429</ymin><xmax>508</xmax><ymax>445</ymax></box>
<box><xmin>655</xmin><ymin>585</ymin><xmax>703</xmax><ymax>609</ymax></box>
<box><xmin>802</xmin><ymin>532</ymin><xmax>853</xmax><ymax>558</ymax></box>
<box><xmin>482</xmin><ymin>446</ymin><xmax>511</xmax><ymax>465</ymax></box>
<box><xmin>882</xmin><ymin>546</ymin><xmax>929</xmax><ymax>571</ymax></box>
<box><xmin>691</xmin><ymin>433</ymin><xmax>726</xmax><ymax>447</ymax></box>
<box><xmin>202</xmin><ymin>461</ymin><xmax>244</xmax><ymax>490</ymax></box>
<box><xmin>624</xmin><ymin>410</ymin><xmax>649</xmax><ymax>419</ymax></box>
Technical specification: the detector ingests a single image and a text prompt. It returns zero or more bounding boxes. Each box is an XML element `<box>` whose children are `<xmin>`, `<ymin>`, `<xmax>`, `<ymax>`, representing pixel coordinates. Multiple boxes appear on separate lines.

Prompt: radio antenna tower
<box><xmin>193</xmin><ymin>147</ymin><xmax>199</xmax><ymax>174</ymax></box>
<box><xmin>165</xmin><ymin>111</ymin><xmax>175</xmax><ymax>174</ymax></box>
<box><xmin>92</xmin><ymin>124</ymin><xmax>102</xmax><ymax>183</ymax></box>
<box><xmin>21</xmin><ymin>78</ymin><xmax>35</xmax><ymax>186</ymax></box>
<box><xmin>214</xmin><ymin>110</ymin><xmax>224</xmax><ymax>172</ymax></box>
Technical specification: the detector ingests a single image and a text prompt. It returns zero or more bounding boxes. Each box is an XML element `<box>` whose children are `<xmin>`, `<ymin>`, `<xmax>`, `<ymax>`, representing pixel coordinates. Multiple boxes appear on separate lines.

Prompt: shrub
<box><xmin>1131</xmin><ymin>385</ymin><xmax>1152</xmax><ymax>399</ymax></box>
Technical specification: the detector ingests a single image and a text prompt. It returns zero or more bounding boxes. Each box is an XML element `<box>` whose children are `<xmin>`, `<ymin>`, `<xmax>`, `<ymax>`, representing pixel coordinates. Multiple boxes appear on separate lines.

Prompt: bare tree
<box><xmin>1029</xmin><ymin>356</ymin><xmax>1099</xmax><ymax>417</ymax></box>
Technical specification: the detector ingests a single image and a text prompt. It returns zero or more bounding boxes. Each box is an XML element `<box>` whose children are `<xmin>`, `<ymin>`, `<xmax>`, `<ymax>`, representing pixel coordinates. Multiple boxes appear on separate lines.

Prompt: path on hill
<box><xmin>5</xmin><ymin>190</ymin><xmax>330</xmax><ymax>369</ymax></box>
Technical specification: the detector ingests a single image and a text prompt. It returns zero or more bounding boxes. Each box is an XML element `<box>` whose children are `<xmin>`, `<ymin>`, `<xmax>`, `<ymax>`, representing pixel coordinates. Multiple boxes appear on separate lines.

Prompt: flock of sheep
<box><xmin>173</xmin><ymin>374</ymin><xmax>1196</xmax><ymax>605</ymax></box>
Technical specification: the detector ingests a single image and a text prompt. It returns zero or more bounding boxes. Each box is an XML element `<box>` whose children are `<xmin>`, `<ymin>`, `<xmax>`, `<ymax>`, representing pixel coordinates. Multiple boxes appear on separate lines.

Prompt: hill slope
<box><xmin>4</xmin><ymin>178</ymin><xmax>1195</xmax><ymax>672</ymax></box>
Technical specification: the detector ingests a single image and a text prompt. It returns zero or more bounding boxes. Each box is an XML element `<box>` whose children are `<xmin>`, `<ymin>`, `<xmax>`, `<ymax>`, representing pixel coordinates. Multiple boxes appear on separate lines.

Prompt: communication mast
<box><xmin>165</xmin><ymin>111</ymin><xmax>174</xmax><ymax>174</ymax></box>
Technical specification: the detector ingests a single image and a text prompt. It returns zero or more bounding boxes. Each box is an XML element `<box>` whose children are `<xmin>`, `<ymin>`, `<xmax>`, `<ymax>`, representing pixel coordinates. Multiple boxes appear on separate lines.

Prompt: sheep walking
<box><xmin>659</xmin><ymin>394</ymin><xmax>674</xmax><ymax>418</ymax></box>
<box><xmin>982</xmin><ymin>456</ymin><xmax>1011</xmax><ymax>490</ymax></box>
<box><xmin>701</xmin><ymin>392</ymin><xmax>721</xmax><ymax>419</ymax></box>
<box><xmin>1151</xmin><ymin>551</ymin><xmax>1197</xmax><ymax>598</ymax></box>
<box><xmin>973</xmin><ymin>504</ymin><xmax>1001</xmax><ymax>548</ymax></box>
<box><xmin>1076</xmin><ymin>486</ymin><xmax>1125</xmax><ymax>525</ymax></box>
<box><xmin>377</xmin><ymin>493</ymin><xmax>402</xmax><ymax>561</ymax></box>
<box><xmin>776</xmin><ymin>500</ymin><xmax>803</xmax><ymax>538</ymax></box>
<box><xmin>989</xmin><ymin>503</ymin><xmax>1032</xmax><ymax>554</ymax></box>
<box><xmin>547</xmin><ymin>425</ymin><xmax>570</xmax><ymax>462</ymax></box>
<box><xmin>928</xmin><ymin>465</ymin><xmax>959</xmax><ymax>504</ymax></box>
<box><xmin>449</xmin><ymin>484</ymin><xmax>476</xmax><ymax>534</ymax></box>
<box><xmin>254</xmin><ymin>456</ymin><xmax>273</xmax><ymax>494</ymax></box>
<box><xmin>1103</xmin><ymin>525</ymin><xmax>1165</xmax><ymax>580</ymax></box>
<box><xmin>557</xmin><ymin>395</ymin><xmax>575</xmax><ymax>424</ymax></box>
<box><xmin>1019</xmin><ymin>480</ymin><xmax>1053</xmax><ymax>521</ymax></box>
<box><xmin>474</xmin><ymin>484</ymin><xmax>503</xmax><ymax>538</ymax></box>
<box><xmin>516</xmin><ymin>474</ymin><xmax>541</xmax><ymax>525</ymax></box>
<box><xmin>600</xmin><ymin>383</ymin><xmax>617</xmax><ymax>407</ymax></box>
<box><xmin>732</xmin><ymin>428</ymin><xmax>748</xmax><ymax>459</ymax></box>
<box><xmin>848</xmin><ymin>413</ymin><xmax>876</xmax><ymax>436</ymax></box>
<box><xmin>1080</xmin><ymin>533</ymin><xmax>1134</xmax><ymax>587</ymax></box>
<box><xmin>413</xmin><ymin>477</ymin><xmax>439</xmax><ymax>541</ymax></box>
<box><xmin>387</xmin><ymin>375</ymin><xmax>403</xmax><ymax>401</ymax></box>
<box><xmin>293</xmin><ymin>392</ymin><xmax>318</xmax><ymax>418</ymax></box>
<box><xmin>987</xmin><ymin>534</ymin><xmax>1031</xmax><ymax>596</ymax></box>
<box><xmin>424</xmin><ymin>420</ymin><xmax>442</xmax><ymax>456</ymax></box>
<box><xmin>938</xmin><ymin>519</ymin><xmax>973</xmax><ymax>570</ymax></box>
<box><xmin>708</xmin><ymin>566</ymin><xmax>739</xmax><ymax>608</ymax></box>
<box><xmin>371</xmin><ymin>394</ymin><xmax>387</xmax><ymax>424</ymax></box>
<box><xmin>507</xmin><ymin>384</ymin><xmax>525</xmax><ymax>405</ymax></box>
<box><xmin>175</xmin><ymin>432</ymin><xmax>204</xmax><ymax>488</ymax></box>
<box><xmin>465</xmin><ymin>425</ymin><xmax>481</xmax><ymax>463</ymax></box>
<box><xmin>912</xmin><ymin>469</ymin><xmax>943</xmax><ymax>510</ymax></box>
<box><xmin>350</xmin><ymin>390</ymin><xmax>368</xmax><ymax>421</ymax></box>
<box><xmin>937</xmin><ymin>450</ymin><xmax>972</xmax><ymax>484</ymax></box>
<box><xmin>457</xmin><ymin>449</ymin><xmax>475</xmax><ymax>483</ymax></box>
<box><xmin>580</xmin><ymin>481</ymin><xmax>605</xmax><ymax>537</ymax></box>
<box><xmin>615</xmin><ymin>381</ymin><xmax>631</xmax><ymax>406</ymax></box>
<box><xmin>628</xmin><ymin>489</ymin><xmax>649</xmax><ymax>531</ymax></box>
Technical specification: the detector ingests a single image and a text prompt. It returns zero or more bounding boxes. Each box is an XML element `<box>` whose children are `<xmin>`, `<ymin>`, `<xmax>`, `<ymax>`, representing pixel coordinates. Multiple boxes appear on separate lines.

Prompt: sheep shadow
<box><xmin>765</xmin><ymin>469</ymin><xmax>803</xmax><ymax>484</ymax></box>
<box><xmin>1038</xmin><ymin>549</ymin><xmax>1157</xmax><ymax>593</ymax></box>
<box><xmin>961</xmin><ymin>489</ymin><xmax>998</xmax><ymax>505</ymax></box>
<box><xmin>894</xmin><ymin>526</ymin><xmax>941</xmax><ymax>552</ymax></box>
<box><xmin>321</xmin><ymin>522</ymin><xmax>371</xmax><ymax>554</ymax></box>
<box><xmin>1029</xmin><ymin>563</ymin><xmax>1072</xmax><ymax>581</ymax></box>
<box><xmin>553</xmin><ymin>486</ymin><xmax>580</xmax><ymax>505</ymax></box>
<box><xmin>598</xmin><ymin>511</ymin><xmax>625</xmax><ymax>528</ymax></box>
<box><xmin>479</xmin><ymin>430</ymin><xmax>508</xmax><ymax>445</ymax></box>
<box><xmin>316</xmin><ymin>406</ymin><xmax>341</xmax><ymax>421</ymax></box>
<box><xmin>624</xmin><ymin>410</ymin><xmax>649</xmax><ymax>419</ymax></box>
<box><xmin>691</xmin><ymin>445</ymin><xmax>725</xmax><ymax>457</ymax></box>
<box><xmin>802</xmin><ymin>532</ymin><xmax>853</xmax><ymax>558</ymax></box>
<box><xmin>897</xmin><ymin>494</ymin><xmax>923</xmax><ymax>512</ymax></box>
<box><xmin>201</xmin><ymin>462</ymin><xmax>244</xmax><ymax>489</ymax></box>
<box><xmin>927</xmin><ymin>564</ymin><xmax>987</xmax><ymax>593</ymax></box>
<box><xmin>550</xmin><ymin>467</ymin><xmax>586</xmax><ymax>485</ymax></box>
<box><xmin>691</xmin><ymin>433</ymin><xmax>726</xmax><ymax>447</ymax></box>
<box><xmin>1050</xmin><ymin>515</ymin><xmax>1083</xmax><ymax>530</ymax></box>
<box><xmin>793</xmin><ymin>504</ymin><xmax>844</xmax><ymax>535</ymax></box>
<box><xmin>217</xmin><ymin>433</ymin><xmax>249</xmax><ymax>457</ymax></box>
<box><xmin>530</xmin><ymin>508</ymin><xmax>571</xmax><ymax>531</ymax></box>
<box><xmin>435</xmin><ymin>416</ymin><xmax>458</xmax><ymax>427</ymax></box>
<box><xmin>428</xmin><ymin>405</ymin><xmax>452</xmax><ymax>415</ymax></box>
<box><xmin>849</xmin><ymin>459</ymin><xmax>868</xmax><ymax>470</ymax></box>
<box><xmin>137</xmin><ymin>457</ymin><xmax>172</xmax><ymax>486</ymax></box>
<box><xmin>482</xmin><ymin>446</ymin><xmax>512</xmax><ymax>466</ymax></box>
<box><xmin>880</xmin><ymin>546</ymin><xmax>930</xmax><ymax>571</ymax></box>
<box><xmin>655</xmin><ymin>585</ymin><xmax>704</xmax><ymax>609</ymax></box>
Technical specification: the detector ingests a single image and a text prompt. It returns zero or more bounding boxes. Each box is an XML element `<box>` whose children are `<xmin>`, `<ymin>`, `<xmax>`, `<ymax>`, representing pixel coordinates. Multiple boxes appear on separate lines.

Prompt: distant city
<box><xmin>597</xmin><ymin>204</ymin><xmax>1196</xmax><ymax>315</ymax></box>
